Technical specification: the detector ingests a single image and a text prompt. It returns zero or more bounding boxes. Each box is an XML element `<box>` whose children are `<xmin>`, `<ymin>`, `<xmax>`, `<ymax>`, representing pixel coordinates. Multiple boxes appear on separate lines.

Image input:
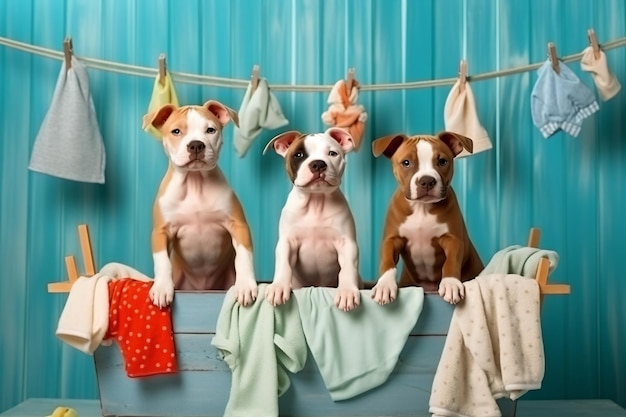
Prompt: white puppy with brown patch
<box><xmin>263</xmin><ymin>128</ymin><xmax>361</xmax><ymax>311</ymax></box>
<box><xmin>142</xmin><ymin>100</ymin><xmax>258</xmax><ymax>308</ymax></box>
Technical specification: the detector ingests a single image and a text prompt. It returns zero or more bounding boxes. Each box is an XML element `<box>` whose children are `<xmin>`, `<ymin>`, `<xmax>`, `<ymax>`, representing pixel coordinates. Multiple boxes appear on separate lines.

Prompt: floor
<box><xmin>1</xmin><ymin>398</ymin><xmax>625</xmax><ymax>417</ymax></box>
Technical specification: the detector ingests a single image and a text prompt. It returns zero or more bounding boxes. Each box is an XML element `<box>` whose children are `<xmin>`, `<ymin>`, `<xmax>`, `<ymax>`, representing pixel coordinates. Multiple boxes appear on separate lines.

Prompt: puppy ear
<box><xmin>437</xmin><ymin>131</ymin><xmax>473</xmax><ymax>156</ymax></box>
<box><xmin>372</xmin><ymin>134</ymin><xmax>407</xmax><ymax>158</ymax></box>
<box><xmin>263</xmin><ymin>130</ymin><xmax>302</xmax><ymax>157</ymax></box>
<box><xmin>203</xmin><ymin>100</ymin><xmax>239</xmax><ymax>127</ymax></box>
<box><xmin>142</xmin><ymin>104</ymin><xmax>177</xmax><ymax>131</ymax></box>
<box><xmin>325</xmin><ymin>127</ymin><xmax>354</xmax><ymax>153</ymax></box>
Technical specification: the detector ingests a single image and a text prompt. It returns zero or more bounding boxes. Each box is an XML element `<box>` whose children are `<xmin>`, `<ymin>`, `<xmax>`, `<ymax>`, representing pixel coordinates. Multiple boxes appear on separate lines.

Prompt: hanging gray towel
<box><xmin>29</xmin><ymin>56</ymin><xmax>106</xmax><ymax>183</ymax></box>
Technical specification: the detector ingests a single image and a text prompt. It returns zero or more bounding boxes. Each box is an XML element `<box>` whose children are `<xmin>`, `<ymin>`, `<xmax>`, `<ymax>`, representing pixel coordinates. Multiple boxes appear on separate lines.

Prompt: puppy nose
<box><xmin>309</xmin><ymin>160</ymin><xmax>327</xmax><ymax>173</ymax></box>
<box><xmin>187</xmin><ymin>140</ymin><xmax>206</xmax><ymax>154</ymax></box>
<box><xmin>418</xmin><ymin>175</ymin><xmax>437</xmax><ymax>190</ymax></box>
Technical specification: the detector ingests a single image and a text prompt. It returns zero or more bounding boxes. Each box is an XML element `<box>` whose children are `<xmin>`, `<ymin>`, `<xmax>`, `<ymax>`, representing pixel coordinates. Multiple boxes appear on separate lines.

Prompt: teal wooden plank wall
<box><xmin>1</xmin><ymin>0</ymin><xmax>625</xmax><ymax>412</ymax></box>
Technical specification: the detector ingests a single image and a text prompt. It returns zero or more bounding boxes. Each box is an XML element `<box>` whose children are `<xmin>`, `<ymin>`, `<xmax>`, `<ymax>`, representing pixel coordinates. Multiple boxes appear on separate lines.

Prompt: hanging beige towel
<box><xmin>444</xmin><ymin>79</ymin><xmax>493</xmax><ymax>158</ymax></box>
<box><xmin>144</xmin><ymin>72</ymin><xmax>180</xmax><ymax>139</ymax></box>
<box><xmin>580</xmin><ymin>46</ymin><xmax>621</xmax><ymax>101</ymax></box>
<box><xmin>234</xmin><ymin>78</ymin><xmax>289</xmax><ymax>157</ymax></box>
<box><xmin>29</xmin><ymin>56</ymin><xmax>106</xmax><ymax>183</ymax></box>
<box><xmin>321</xmin><ymin>79</ymin><xmax>367</xmax><ymax>151</ymax></box>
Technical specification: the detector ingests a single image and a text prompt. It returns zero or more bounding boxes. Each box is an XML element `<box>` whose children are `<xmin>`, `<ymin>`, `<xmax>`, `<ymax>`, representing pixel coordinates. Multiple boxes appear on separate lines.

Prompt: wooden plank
<box><xmin>94</xmin><ymin>333</ymin><xmax>515</xmax><ymax>417</ymax></box>
<box><xmin>169</xmin><ymin>292</ymin><xmax>454</xmax><ymax>335</ymax></box>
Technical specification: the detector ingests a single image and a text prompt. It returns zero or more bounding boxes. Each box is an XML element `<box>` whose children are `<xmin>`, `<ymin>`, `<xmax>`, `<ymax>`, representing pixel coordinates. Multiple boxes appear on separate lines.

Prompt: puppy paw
<box><xmin>233</xmin><ymin>279</ymin><xmax>258</xmax><ymax>307</ymax></box>
<box><xmin>149</xmin><ymin>278</ymin><xmax>175</xmax><ymax>308</ymax></box>
<box><xmin>371</xmin><ymin>269</ymin><xmax>398</xmax><ymax>305</ymax></box>
<box><xmin>335</xmin><ymin>286</ymin><xmax>361</xmax><ymax>312</ymax></box>
<box><xmin>265</xmin><ymin>280</ymin><xmax>292</xmax><ymax>306</ymax></box>
<box><xmin>438</xmin><ymin>277</ymin><xmax>465</xmax><ymax>304</ymax></box>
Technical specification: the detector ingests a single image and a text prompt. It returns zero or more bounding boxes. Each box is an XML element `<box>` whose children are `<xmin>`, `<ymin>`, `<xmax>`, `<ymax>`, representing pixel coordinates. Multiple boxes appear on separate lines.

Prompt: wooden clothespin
<box><xmin>345</xmin><ymin>67</ymin><xmax>355</xmax><ymax>95</ymax></box>
<box><xmin>587</xmin><ymin>28</ymin><xmax>600</xmax><ymax>59</ymax></box>
<box><xmin>458</xmin><ymin>60</ymin><xmax>468</xmax><ymax>92</ymax></box>
<box><xmin>251</xmin><ymin>65</ymin><xmax>260</xmax><ymax>93</ymax></box>
<box><xmin>158</xmin><ymin>53</ymin><xmax>167</xmax><ymax>85</ymax></box>
<box><xmin>63</xmin><ymin>37</ymin><xmax>73</xmax><ymax>71</ymax></box>
<box><xmin>547</xmin><ymin>42</ymin><xmax>560</xmax><ymax>74</ymax></box>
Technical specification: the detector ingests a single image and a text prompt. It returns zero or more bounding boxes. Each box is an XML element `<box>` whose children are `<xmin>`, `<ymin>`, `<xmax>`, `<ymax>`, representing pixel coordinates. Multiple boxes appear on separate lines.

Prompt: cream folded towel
<box><xmin>29</xmin><ymin>56</ymin><xmax>106</xmax><ymax>183</ymax></box>
<box><xmin>444</xmin><ymin>79</ymin><xmax>493</xmax><ymax>158</ymax></box>
<box><xmin>56</xmin><ymin>262</ymin><xmax>152</xmax><ymax>354</ymax></box>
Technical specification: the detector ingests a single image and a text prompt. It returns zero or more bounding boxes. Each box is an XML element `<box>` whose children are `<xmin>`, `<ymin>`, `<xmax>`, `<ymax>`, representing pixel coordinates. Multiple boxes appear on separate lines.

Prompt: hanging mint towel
<box><xmin>234</xmin><ymin>78</ymin><xmax>289</xmax><ymax>157</ymax></box>
<box><xmin>29</xmin><ymin>56</ymin><xmax>106</xmax><ymax>183</ymax></box>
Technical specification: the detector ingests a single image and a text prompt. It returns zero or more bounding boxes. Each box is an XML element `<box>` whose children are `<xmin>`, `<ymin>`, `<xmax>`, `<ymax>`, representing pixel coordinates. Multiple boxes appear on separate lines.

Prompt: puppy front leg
<box><xmin>150</xmin><ymin>227</ymin><xmax>174</xmax><ymax>308</ymax></box>
<box><xmin>438</xmin><ymin>233</ymin><xmax>465</xmax><ymax>304</ymax></box>
<box><xmin>266</xmin><ymin>237</ymin><xmax>293</xmax><ymax>306</ymax></box>
<box><xmin>335</xmin><ymin>237</ymin><xmax>361</xmax><ymax>312</ymax></box>
<box><xmin>372</xmin><ymin>235</ymin><xmax>404</xmax><ymax>305</ymax></box>
<box><xmin>229</xmin><ymin>203</ymin><xmax>258</xmax><ymax>306</ymax></box>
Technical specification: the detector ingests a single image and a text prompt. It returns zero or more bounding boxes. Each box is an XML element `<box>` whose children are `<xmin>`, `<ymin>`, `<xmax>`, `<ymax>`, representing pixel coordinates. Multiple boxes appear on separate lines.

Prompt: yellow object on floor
<box><xmin>47</xmin><ymin>406</ymin><xmax>78</xmax><ymax>417</ymax></box>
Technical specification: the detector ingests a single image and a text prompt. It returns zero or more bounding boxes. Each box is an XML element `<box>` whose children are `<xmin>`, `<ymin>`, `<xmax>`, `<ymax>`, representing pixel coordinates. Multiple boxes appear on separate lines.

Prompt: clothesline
<box><xmin>1</xmin><ymin>35</ymin><xmax>626</xmax><ymax>92</ymax></box>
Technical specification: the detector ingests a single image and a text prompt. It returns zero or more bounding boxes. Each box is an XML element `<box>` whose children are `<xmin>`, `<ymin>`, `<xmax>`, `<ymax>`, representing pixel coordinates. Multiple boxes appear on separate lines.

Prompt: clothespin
<box><xmin>587</xmin><ymin>28</ymin><xmax>600</xmax><ymax>59</ymax></box>
<box><xmin>346</xmin><ymin>67</ymin><xmax>355</xmax><ymax>95</ymax></box>
<box><xmin>458</xmin><ymin>60</ymin><xmax>468</xmax><ymax>92</ymax></box>
<box><xmin>63</xmin><ymin>37</ymin><xmax>73</xmax><ymax>71</ymax></box>
<box><xmin>251</xmin><ymin>65</ymin><xmax>260</xmax><ymax>93</ymax></box>
<box><xmin>547</xmin><ymin>42</ymin><xmax>560</xmax><ymax>74</ymax></box>
<box><xmin>158</xmin><ymin>53</ymin><xmax>167</xmax><ymax>85</ymax></box>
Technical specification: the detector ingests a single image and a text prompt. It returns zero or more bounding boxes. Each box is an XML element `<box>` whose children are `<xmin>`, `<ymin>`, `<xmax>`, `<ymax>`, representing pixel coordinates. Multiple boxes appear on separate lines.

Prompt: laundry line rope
<box><xmin>1</xmin><ymin>35</ymin><xmax>625</xmax><ymax>92</ymax></box>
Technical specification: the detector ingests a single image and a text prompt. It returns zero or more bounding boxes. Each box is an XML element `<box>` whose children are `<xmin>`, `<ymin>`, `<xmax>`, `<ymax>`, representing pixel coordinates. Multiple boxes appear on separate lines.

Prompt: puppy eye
<box><xmin>401</xmin><ymin>159</ymin><xmax>411</xmax><ymax>167</ymax></box>
<box><xmin>438</xmin><ymin>158</ymin><xmax>448</xmax><ymax>167</ymax></box>
<box><xmin>294</xmin><ymin>152</ymin><xmax>304</xmax><ymax>158</ymax></box>
<box><xmin>171</xmin><ymin>128</ymin><xmax>181</xmax><ymax>135</ymax></box>
<box><xmin>206</xmin><ymin>127</ymin><xmax>216</xmax><ymax>134</ymax></box>
<box><xmin>329</xmin><ymin>150</ymin><xmax>338</xmax><ymax>157</ymax></box>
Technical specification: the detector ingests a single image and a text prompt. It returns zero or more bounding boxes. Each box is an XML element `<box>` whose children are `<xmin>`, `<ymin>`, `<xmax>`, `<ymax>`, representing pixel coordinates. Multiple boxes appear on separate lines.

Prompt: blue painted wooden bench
<box><xmin>49</xmin><ymin>226</ymin><xmax>569</xmax><ymax>417</ymax></box>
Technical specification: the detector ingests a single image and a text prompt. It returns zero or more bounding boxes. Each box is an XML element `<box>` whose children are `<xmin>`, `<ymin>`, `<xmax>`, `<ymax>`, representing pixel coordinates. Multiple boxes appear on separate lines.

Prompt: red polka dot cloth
<box><xmin>104</xmin><ymin>278</ymin><xmax>178</xmax><ymax>378</ymax></box>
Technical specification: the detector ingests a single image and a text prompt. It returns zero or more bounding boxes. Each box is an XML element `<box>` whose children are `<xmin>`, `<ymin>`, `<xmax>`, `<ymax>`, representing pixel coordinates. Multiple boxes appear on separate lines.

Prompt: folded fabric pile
<box><xmin>56</xmin><ymin>262</ymin><xmax>176</xmax><ymax>378</ymax></box>
<box><xmin>429</xmin><ymin>245</ymin><xmax>560</xmax><ymax>417</ymax></box>
<box><xmin>429</xmin><ymin>274</ymin><xmax>544</xmax><ymax>417</ymax></box>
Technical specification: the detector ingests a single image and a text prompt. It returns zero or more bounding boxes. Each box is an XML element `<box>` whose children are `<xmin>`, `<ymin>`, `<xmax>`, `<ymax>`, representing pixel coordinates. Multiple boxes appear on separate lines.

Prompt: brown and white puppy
<box><xmin>142</xmin><ymin>100</ymin><xmax>257</xmax><ymax>308</ymax></box>
<box><xmin>263</xmin><ymin>128</ymin><xmax>361</xmax><ymax>311</ymax></box>
<box><xmin>370</xmin><ymin>131</ymin><xmax>483</xmax><ymax>305</ymax></box>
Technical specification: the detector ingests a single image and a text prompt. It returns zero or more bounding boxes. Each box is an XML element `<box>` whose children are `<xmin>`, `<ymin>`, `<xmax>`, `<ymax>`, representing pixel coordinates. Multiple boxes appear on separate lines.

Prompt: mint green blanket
<box><xmin>293</xmin><ymin>286</ymin><xmax>424</xmax><ymax>401</ymax></box>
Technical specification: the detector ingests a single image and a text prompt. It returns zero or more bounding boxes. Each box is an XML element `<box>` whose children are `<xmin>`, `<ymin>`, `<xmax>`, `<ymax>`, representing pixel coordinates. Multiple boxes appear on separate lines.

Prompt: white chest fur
<box><xmin>398</xmin><ymin>204</ymin><xmax>448</xmax><ymax>279</ymax></box>
<box><xmin>159</xmin><ymin>171</ymin><xmax>232</xmax><ymax>232</ymax></box>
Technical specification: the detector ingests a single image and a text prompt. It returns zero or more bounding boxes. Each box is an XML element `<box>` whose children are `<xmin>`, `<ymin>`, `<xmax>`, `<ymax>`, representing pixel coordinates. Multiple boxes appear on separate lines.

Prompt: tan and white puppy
<box><xmin>263</xmin><ymin>128</ymin><xmax>361</xmax><ymax>311</ymax></box>
<box><xmin>371</xmin><ymin>131</ymin><xmax>483</xmax><ymax>305</ymax></box>
<box><xmin>142</xmin><ymin>100</ymin><xmax>257</xmax><ymax>308</ymax></box>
